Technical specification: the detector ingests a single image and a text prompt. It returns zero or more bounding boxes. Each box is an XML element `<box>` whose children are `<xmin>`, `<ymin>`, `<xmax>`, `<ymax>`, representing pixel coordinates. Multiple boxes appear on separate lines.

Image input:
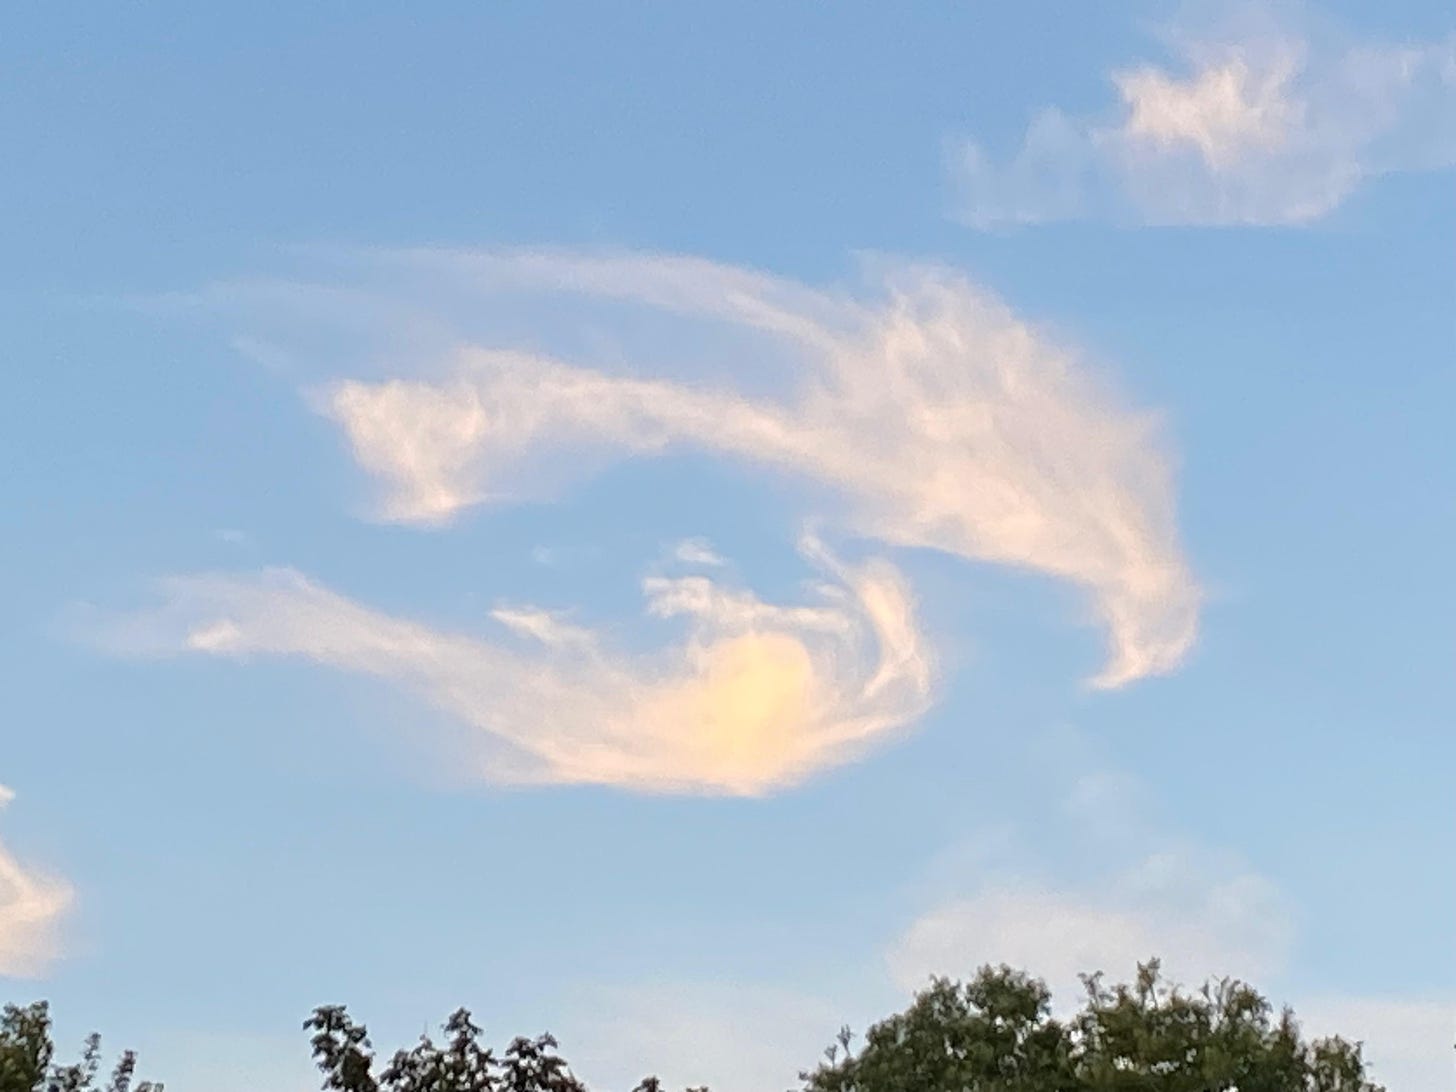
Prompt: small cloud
<box><xmin>950</xmin><ymin>7</ymin><xmax>1456</xmax><ymax>227</ymax></box>
<box><xmin>215</xmin><ymin>529</ymin><xmax>250</xmax><ymax>546</ymax></box>
<box><xmin>670</xmin><ymin>537</ymin><xmax>727</xmax><ymax>568</ymax></box>
<box><xmin>0</xmin><ymin>787</ymin><xmax>73</xmax><ymax>979</ymax></box>
<box><xmin>489</xmin><ymin>605</ymin><xmax>596</xmax><ymax>650</ymax></box>
<box><xmin>85</xmin><ymin>543</ymin><xmax>933</xmax><ymax>796</ymax></box>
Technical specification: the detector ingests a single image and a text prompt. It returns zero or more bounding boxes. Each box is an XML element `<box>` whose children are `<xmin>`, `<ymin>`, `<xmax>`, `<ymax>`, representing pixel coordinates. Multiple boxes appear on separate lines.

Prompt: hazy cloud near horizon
<box><xmin>884</xmin><ymin>738</ymin><xmax>1455</xmax><ymax>1092</ymax></box>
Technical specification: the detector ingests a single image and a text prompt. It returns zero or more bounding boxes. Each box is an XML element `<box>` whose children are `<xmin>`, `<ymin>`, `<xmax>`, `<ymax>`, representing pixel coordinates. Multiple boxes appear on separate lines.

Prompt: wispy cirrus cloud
<box><xmin>85</xmin><ymin>539</ymin><xmax>931</xmax><ymax>796</ymax></box>
<box><xmin>230</xmin><ymin>246</ymin><xmax>1199</xmax><ymax>689</ymax></box>
<box><xmin>111</xmin><ymin>244</ymin><xmax>1196</xmax><ymax>799</ymax></box>
<box><xmin>950</xmin><ymin>5</ymin><xmax>1456</xmax><ymax>227</ymax></box>
<box><xmin>0</xmin><ymin>786</ymin><xmax>72</xmax><ymax>978</ymax></box>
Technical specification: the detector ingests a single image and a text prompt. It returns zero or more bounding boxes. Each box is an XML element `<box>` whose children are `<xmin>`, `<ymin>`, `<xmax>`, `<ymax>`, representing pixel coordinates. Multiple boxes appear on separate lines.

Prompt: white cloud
<box><xmin>88</xmin><ymin>541</ymin><xmax>932</xmax><ymax>796</ymax></box>
<box><xmin>951</xmin><ymin>8</ymin><xmax>1456</xmax><ymax>226</ymax></box>
<box><xmin>0</xmin><ymin>786</ymin><xmax>72</xmax><ymax>978</ymax></box>
<box><xmin>887</xmin><ymin>858</ymin><xmax>1292</xmax><ymax>1007</ymax></box>
<box><xmin>289</xmin><ymin>247</ymin><xmax>1197</xmax><ymax>689</ymax></box>
<box><xmin>890</xmin><ymin>730</ymin><xmax>1295</xmax><ymax>1003</ymax></box>
<box><xmin>487</xmin><ymin>605</ymin><xmax>595</xmax><ymax>650</ymax></box>
<box><xmin>1116</xmin><ymin>53</ymin><xmax>1302</xmax><ymax>169</ymax></box>
<box><xmin>671</xmin><ymin>537</ymin><xmax>727</xmax><ymax>568</ymax></box>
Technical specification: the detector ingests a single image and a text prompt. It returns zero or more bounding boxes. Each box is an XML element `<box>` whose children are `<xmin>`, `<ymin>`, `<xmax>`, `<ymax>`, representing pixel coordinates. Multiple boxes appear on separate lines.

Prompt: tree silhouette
<box><xmin>306</xmin><ymin>1008</ymin><xmax>608</xmax><ymax>1092</ymax></box>
<box><xmin>0</xmin><ymin>1002</ymin><xmax>160</xmax><ymax>1092</ymax></box>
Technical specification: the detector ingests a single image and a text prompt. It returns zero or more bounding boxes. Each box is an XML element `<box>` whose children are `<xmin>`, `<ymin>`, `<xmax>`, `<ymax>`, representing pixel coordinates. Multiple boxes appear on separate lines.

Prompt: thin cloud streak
<box><xmin>88</xmin><ymin>542</ymin><xmax>932</xmax><ymax>796</ymax></box>
<box><xmin>950</xmin><ymin>7</ymin><xmax>1456</xmax><ymax>226</ymax></box>
<box><xmin>0</xmin><ymin>787</ymin><xmax>72</xmax><ymax>979</ymax></box>
<box><xmin>308</xmin><ymin>248</ymin><xmax>1198</xmax><ymax>688</ymax></box>
<box><xmin>671</xmin><ymin>537</ymin><xmax>728</xmax><ymax>568</ymax></box>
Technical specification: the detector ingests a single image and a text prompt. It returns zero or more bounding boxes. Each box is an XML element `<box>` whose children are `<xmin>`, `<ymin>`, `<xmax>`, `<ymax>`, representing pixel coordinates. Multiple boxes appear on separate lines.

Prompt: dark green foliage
<box><xmin>499</xmin><ymin>1034</ymin><xmax>584</xmax><ymax>1092</ymax></box>
<box><xmin>800</xmin><ymin>960</ymin><xmax>1385</xmax><ymax>1092</ymax></box>
<box><xmin>303</xmin><ymin>1007</ymin><xmax>712</xmax><ymax>1092</ymax></box>
<box><xmin>380</xmin><ymin>1009</ymin><xmax>495</xmax><ymax>1091</ymax></box>
<box><xmin>305</xmin><ymin>1006</ymin><xmax>379</xmax><ymax>1092</ymax></box>
<box><xmin>6</xmin><ymin>956</ymin><xmax>1387</xmax><ymax>1092</ymax></box>
<box><xmin>0</xmin><ymin>1003</ymin><xmax>159</xmax><ymax>1092</ymax></box>
<box><xmin>0</xmin><ymin>1004</ymin><xmax>51</xmax><ymax>1092</ymax></box>
<box><xmin>306</xmin><ymin>1008</ymin><xmax>603</xmax><ymax>1092</ymax></box>
<box><xmin>801</xmin><ymin>968</ymin><xmax>1078</xmax><ymax>1092</ymax></box>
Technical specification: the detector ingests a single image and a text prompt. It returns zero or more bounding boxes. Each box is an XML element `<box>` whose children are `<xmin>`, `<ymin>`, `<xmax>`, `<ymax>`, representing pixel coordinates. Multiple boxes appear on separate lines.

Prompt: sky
<box><xmin>2</xmin><ymin>2</ymin><xmax>1454</xmax><ymax>1089</ymax></box>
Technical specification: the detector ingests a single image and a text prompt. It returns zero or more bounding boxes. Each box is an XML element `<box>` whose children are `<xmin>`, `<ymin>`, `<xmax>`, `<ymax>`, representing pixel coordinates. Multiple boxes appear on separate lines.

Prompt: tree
<box><xmin>631</xmin><ymin>1079</ymin><xmax>708</xmax><ymax>1092</ymax></box>
<box><xmin>304</xmin><ymin>1006</ymin><xmax>379</xmax><ymax>1092</ymax></box>
<box><xmin>799</xmin><ymin>960</ymin><xmax>1384</xmax><ymax>1092</ymax></box>
<box><xmin>379</xmin><ymin>1009</ymin><xmax>495</xmax><ymax>1092</ymax></box>
<box><xmin>305</xmin><ymin>1006</ymin><xmax>682</xmax><ymax>1092</ymax></box>
<box><xmin>4</xmin><ymin>961</ymin><xmax>1389</xmax><ymax>1092</ymax></box>
<box><xmin>0</xmin><ymin>1002</ymin><xmax>160</xmax><ymax>1092</ymax></box>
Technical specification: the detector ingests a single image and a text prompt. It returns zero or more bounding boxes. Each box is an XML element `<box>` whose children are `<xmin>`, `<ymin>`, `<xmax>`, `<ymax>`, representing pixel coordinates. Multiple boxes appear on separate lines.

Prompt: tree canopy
<box><xmin>306</xmin><ymin>961</ymin><xmax>1386</xmax><ymax>1091</ymax></box>
<box><xmin>4</xmin><ymin>959</ymin><xmax>1392</xmax><ymax>1091</ymax></box>
<box><xmin>800</xmin><ymin>961</ymin><xmax>1384</xmax><ymax>1092</ymax></box>
<box><xmin>305</xmin><ymin>1005</ymin><xmax>592</xmax><ymax>1092</ymax></box>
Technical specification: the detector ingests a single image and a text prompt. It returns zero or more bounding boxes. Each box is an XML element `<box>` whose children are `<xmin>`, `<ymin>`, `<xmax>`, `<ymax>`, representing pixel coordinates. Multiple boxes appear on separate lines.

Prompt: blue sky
<box><xmin>3</xmin><ymin>3</ymin><xmax>1453</xmax><ymax>1089</ymax></box>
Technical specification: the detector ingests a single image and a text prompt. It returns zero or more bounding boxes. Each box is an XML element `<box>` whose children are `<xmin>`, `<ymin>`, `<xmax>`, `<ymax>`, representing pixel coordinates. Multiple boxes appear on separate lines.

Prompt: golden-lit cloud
<box><xmin>298</xmin><ymin>248</ymin><xmax>1197</xmax><ymax>688</ymax></box>
<box><xmin>90</xmin><ymin>541</ymin><xmax>931</xmax><ymax>796</ymax></box>
<box><xmin>0</xmin><ymin>786</ymin><xmax>72</xmax><ymax>978</ymax></box>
